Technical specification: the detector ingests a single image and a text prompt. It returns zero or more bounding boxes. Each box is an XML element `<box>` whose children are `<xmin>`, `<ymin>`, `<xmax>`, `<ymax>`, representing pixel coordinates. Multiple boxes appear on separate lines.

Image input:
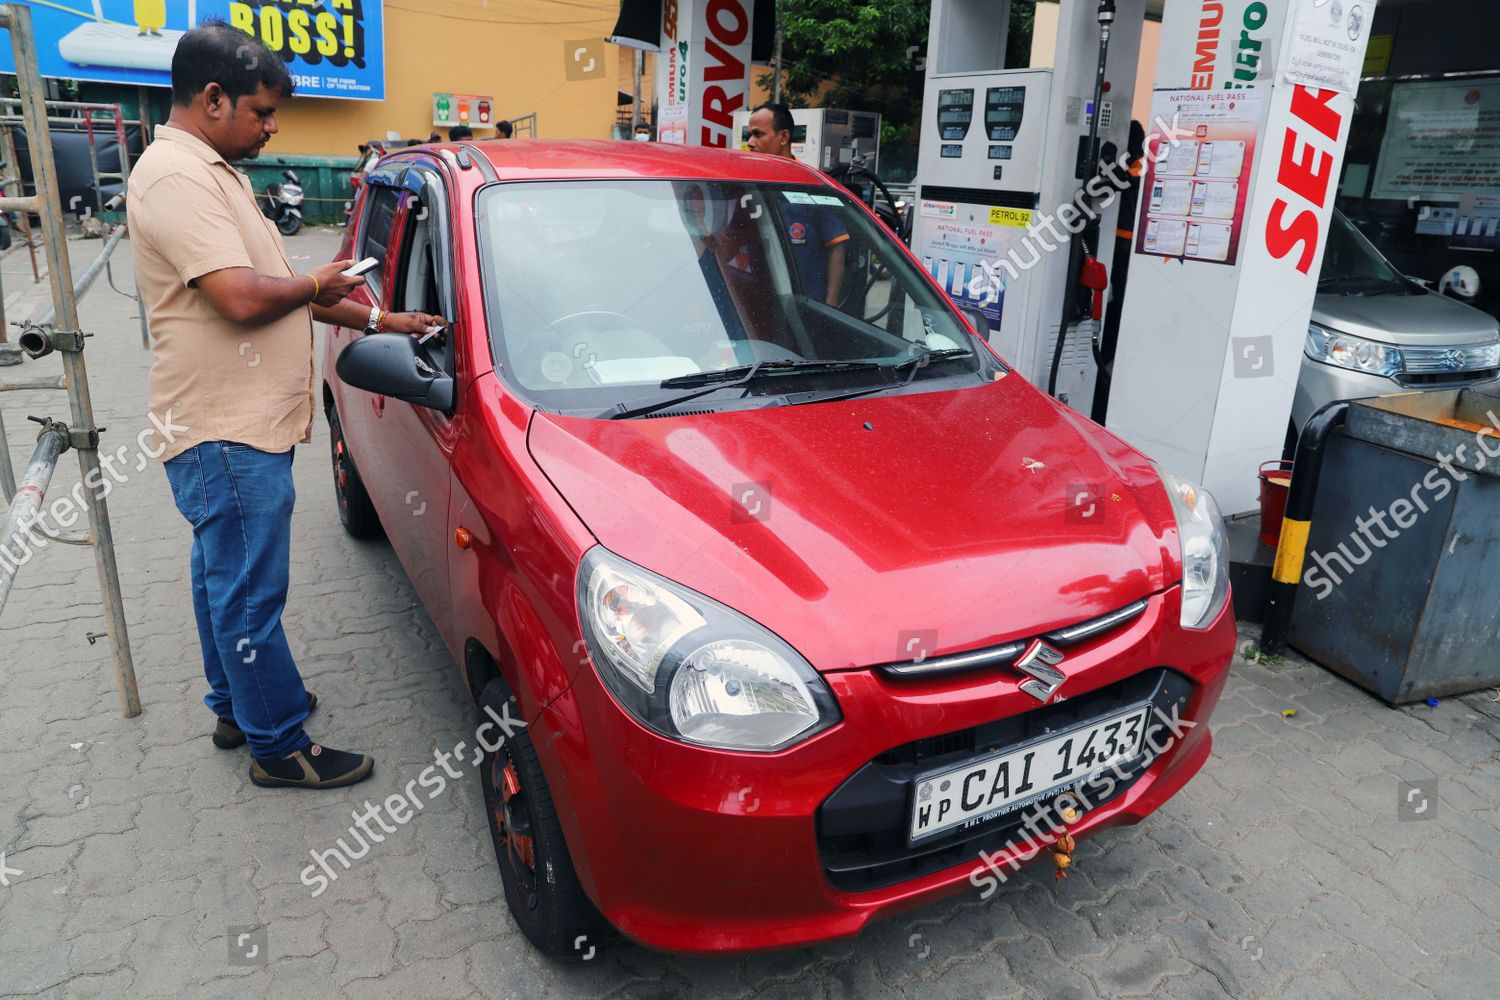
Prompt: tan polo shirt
<box><xmin>127</xmin><ymin>125</ymin><xmax>315</xmax><ymax>461</ymax></box>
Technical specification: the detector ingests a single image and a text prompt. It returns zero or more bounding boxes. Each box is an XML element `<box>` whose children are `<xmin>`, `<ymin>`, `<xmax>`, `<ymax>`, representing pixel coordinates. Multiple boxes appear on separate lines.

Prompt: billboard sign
<box><xmin>0</xmin><ymin>1</ymin><xmax>385</xmax><ymax>101</ymax></box>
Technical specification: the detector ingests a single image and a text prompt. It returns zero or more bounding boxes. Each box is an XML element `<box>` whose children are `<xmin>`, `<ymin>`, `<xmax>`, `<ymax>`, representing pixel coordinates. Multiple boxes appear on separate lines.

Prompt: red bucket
<box><xmin>1258</xmin><ymin>460</ymin><xmax>1294</xmax><ymax>548</ymax></box>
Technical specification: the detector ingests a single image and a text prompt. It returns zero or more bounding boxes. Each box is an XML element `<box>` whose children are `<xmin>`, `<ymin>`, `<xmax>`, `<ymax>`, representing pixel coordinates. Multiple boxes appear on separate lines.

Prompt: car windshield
<box><xmin>1318</xmin><ymin>211</ymin><xmax>1410</xmax><ymax>296</ymax></box>
<box><xmin>476</xmin><ymin>179</ymin><xmax>988</xmax><ymax>415</ymax></box>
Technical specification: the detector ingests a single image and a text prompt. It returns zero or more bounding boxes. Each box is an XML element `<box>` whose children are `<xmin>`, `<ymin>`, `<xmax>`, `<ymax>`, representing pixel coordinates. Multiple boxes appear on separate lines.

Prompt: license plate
<box><xmin>908</xmin><ymin>705</ymin><xmax>1151</xmax><ymax>843</ymax></box>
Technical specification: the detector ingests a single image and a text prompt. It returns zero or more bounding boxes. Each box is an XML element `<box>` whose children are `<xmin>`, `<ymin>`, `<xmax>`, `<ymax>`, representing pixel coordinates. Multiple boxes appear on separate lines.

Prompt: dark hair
<box><xmin>428</xmin><ymin>132</ymin><xmax>442</xmax><ymax>143</ymax></box>
<box><xmin>171</xmin><ymin>20</ymin><xmax>293</xmax><ymax>107</ymax></box>
<box><xmin>497</xmin><ymin>120</ymin><xmax>513</xmax><ymax>138</ymax></box>
<box><xmin>448</xmin><ymin>125</ymin><xmax>473</xmax><ymax>141</ymax></box>
<box><xmin>751</xmin><ymin>102</ymin><xmax>794</xmax><ymax>136</ymax></box>
<box><xmin>406</xmin><ymin>138</ymin><xmax>422</xmax><ymax>146</ymax></box>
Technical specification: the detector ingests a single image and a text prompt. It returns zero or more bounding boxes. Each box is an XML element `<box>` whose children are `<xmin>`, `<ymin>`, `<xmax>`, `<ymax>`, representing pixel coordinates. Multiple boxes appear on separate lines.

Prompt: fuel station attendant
<box><xmin>746</xmin><ymin>102</ymin><xmax>848</xmax><ymax>306</ymax></box>
<box><xmin>128</xmin><ymin>21</ymin><xmax>444</xmax><ymax>791</ymax></box>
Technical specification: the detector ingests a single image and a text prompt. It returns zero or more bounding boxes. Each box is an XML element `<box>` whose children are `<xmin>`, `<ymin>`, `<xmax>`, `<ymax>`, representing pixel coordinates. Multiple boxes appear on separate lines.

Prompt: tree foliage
<box><xmin>770</xmin><ymin>1</ymin><xmax>1036</xmax><ymax>147</ymax></box>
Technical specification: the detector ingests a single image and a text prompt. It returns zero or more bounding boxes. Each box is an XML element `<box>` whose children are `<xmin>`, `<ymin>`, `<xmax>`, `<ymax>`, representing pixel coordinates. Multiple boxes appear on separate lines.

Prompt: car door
<box><xmin>332</xmin><ymin>175</ymin><xmax>402</xmax><ymax>460</ymax></box>
<box><xmin>371</xmin><ymin>164</ymin><xmax>464</xmax><ymax>640</ymax></box>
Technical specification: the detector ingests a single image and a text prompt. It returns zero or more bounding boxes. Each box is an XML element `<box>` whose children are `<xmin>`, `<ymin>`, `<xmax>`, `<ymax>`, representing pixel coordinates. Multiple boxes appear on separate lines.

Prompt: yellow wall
<box><xmin>268</xmin><ymin>0</ymin><xmax>625</xmax><ymax>155</ymax></box>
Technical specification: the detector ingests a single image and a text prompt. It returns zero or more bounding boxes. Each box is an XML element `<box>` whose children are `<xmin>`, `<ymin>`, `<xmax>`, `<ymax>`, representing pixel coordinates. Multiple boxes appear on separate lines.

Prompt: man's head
<box><xmin>497</xmin><ymin>120</ymin><xmax>514</xmax><ymax>139</ymax></box>
<box><xmin>448</xmin><ymin>125</ymin><xmax>473</xmax><ymax>141</ymax></box>
<box><xmin>633</xmin><ymin>123</ymin><xmax>652</xmax><ymax>142</ymax></box>
<box><xmin>428</xmin><ymin>132</ymin><xmax>442</xmax><ymax>143</ymax></box>
<box><xmin>169</xmin><ymin>20</ymin><xmax>292</xmax><ymax>161</ymax></box>
<box><xmin>747</xmin><ymin>102</ymin><xmax>794</xmax><ymax>158</ymax></box>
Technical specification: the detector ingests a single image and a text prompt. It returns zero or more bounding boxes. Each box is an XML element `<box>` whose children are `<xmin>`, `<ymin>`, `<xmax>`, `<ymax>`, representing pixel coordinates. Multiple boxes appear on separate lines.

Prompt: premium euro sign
<box><xmin>1013</xmin><ymin>639</ymin><xmax>1066</xmax><ymax>703</ymax></box>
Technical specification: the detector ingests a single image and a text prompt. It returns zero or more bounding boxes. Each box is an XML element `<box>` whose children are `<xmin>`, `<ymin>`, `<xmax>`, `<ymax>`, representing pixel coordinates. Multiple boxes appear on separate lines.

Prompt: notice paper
<box><xmin>1136</xmin><ymin>89</ymin><xmax>1263</xmax><ymax>267</ymax></box>
<box><xmin>1285</xmin><ymin>0</ymin><xmax>1374</xmax><ymax>95</ymax></box>
<box><xmin>1193</xmin><ymin>181</ymin><xmax>1240</xmax><ymax>220</ymax></box>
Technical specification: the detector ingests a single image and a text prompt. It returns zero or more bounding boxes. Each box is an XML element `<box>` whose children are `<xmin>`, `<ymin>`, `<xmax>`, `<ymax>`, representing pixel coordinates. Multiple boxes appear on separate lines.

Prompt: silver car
<box><xmin>1293</xmin><ymin>210</ymin><xmax>1500</xmax><ymax>431</ymax></box>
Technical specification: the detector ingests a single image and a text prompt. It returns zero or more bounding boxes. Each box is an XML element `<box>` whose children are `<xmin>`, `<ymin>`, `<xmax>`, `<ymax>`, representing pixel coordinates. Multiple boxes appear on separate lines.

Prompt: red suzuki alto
<box><xmin>324</xmin><ymin>140</ymin><xmax>1235</xmax><ymax>957</ymax></box>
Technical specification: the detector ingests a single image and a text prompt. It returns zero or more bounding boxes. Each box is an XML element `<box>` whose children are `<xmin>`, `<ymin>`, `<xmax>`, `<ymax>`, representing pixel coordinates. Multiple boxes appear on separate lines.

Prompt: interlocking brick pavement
<box><xmin>2</xmin><ymin>230</ymin><xmax>1498</xmax><ymax>998</ymax></box>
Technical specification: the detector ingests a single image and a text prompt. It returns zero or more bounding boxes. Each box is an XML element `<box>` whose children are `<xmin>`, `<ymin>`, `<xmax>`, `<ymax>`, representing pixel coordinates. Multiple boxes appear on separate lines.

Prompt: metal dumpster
<box><xmin>1289</xmin><ymin>386</ymin><xmax>1500</xmax><ymax>704</ymax></box>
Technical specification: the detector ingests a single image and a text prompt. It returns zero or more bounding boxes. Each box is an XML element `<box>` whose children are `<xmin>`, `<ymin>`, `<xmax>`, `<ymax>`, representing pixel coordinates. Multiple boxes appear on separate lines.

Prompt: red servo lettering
<box><xmin>1265</xmin><ymin>87</ymin><xmax>1345</xmax><ymax>275</ymax></box>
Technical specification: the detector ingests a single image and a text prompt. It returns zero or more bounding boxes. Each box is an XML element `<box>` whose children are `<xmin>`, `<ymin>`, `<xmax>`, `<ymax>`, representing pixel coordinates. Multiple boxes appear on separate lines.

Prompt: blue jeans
<box><xmin>164</xmin><ymin>442</ymin><xmax>311</xmax><ymax>759</ymax></box>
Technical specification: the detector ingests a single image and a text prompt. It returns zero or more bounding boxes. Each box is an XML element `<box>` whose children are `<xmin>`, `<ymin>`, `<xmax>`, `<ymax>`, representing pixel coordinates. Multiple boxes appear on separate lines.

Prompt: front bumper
<box><xmin>531</xmin><ymin>585</ymin><xmax>1235</xmax><ymax>954</ymax></box>
<box><xmin>1293</xmin><ymin>357</ymin><xmax>1500</xmax><ymax>431</ymax></box>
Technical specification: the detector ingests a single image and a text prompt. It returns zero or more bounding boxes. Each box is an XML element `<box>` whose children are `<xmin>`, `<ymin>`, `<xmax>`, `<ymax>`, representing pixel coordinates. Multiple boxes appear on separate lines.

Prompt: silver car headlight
<box><xmin>1159</xmin><ymin>469</ymin><xmax>1230</xmax><ymax>630</ymax></box>
<box><xmin>1304</xmin><ymin>323</ymin><xmax>1401</xmax><ymax>377</ymax></box>
<box><xmin>576</xmin><ymin>547</ymin><xmax>840</xmax><ymax>751</ymax></box>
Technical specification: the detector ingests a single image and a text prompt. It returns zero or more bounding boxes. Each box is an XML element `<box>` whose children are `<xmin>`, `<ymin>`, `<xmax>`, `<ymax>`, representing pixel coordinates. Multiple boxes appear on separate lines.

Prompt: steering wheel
<box><xmin>512</xmin><ymin>309</ymin><xmax>637</xmax><ymax>387</ymax></box>
<box><xmin>540</xmin><ymin>309</ymin><xmax>636</xmax><ymax>336</ymax></box>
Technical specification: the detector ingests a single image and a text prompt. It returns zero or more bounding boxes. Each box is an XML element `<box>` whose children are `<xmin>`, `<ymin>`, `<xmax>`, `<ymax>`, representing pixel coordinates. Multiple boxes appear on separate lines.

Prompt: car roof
<box><xmin>431</xmin><ymin>138</ymin><xmax>836</xmax><ymax>186</ymax></box>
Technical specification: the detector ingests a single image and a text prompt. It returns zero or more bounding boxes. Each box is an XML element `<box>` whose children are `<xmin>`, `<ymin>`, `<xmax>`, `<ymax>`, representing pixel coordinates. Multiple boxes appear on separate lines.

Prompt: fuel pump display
<box><xmin>912</xmin><ymin>70</ymin><xmax>1054</xmax><ymax>342</ymax></box>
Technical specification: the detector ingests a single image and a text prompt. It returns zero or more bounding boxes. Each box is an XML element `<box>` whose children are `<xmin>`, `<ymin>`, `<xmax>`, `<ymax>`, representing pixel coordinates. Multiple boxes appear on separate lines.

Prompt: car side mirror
<box><xmin>959</xmin><ymin>306</ymin><xmax>992</xmax><ymax>338</ymax></box>
<box><xmin>336</xmin><ymin>334</ymin><xmax>454</xmax><ymax>413</ymax></box>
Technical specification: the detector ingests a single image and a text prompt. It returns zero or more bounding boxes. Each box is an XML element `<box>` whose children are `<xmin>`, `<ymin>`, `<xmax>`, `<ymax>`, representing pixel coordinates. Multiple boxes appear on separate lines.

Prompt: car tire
<box><xmin>478</xmin><ymin>676</ymin><xmax>607</xmax><ymax>959</ymax></box>
<box><xmin>327</xmin><ymin>403</ymin><xmax>383</xmax><ymax>539</ymax></box>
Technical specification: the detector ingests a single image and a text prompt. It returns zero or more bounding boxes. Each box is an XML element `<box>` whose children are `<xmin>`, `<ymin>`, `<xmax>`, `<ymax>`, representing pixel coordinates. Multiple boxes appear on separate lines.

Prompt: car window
<box><xmin>359</xmin><ymin>185</ymin><xmax>402</xmax><ymax>299</ymax></box>
<box><xmin>477</xmin><ymin>179</ymin><xmax>983</xmax><ymax>415</ymax></box>
<box><xmin>391</xmin><ymin>171</ymin><xmax>455</xmax><ymax>378</ymax></box>
<box><xmin>1320</xmin><ymin>211</ymin><xmax>1408</xmax><ymax>295</ymax></box>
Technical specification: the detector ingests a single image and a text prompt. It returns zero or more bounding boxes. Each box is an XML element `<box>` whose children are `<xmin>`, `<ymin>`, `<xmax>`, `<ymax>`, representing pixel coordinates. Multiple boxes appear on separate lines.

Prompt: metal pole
<box><xmin>1047</xmin><ymin>0</ymin><xmax>1115</xmax><ymax>398</ymax></box>
<box><xmin>0</xmin><ymin>410</ymin><xmax>15</xmax><ymax>501</ymax></box>
<box><xmin>0</xmin><ymin>421</ymin><xmax>66</xmax><ymax>613</ymax></box>
<box><xmin>1</xmin><ymin>127</ymin><xmax>39</xmax><ymax>282</ymax></box>
<box><xmin>113</xmin><ymin>102</ymin><xmax>150</xmax><ymax>348</ymax></box>
<box><xmin>771</xmin><ymin>13</ymin><xmax>784</xmax><ymax>104</ymax></box>
<box><xmin>5</xmin><ymin>3</ymin><xmax>140</xmax><ymax>717</ymax></box>
<box><xmin>35</xmin><ymin>223</ymin><xmax>126</xmax><ymax>326</ymax></box>
<box><xmin>632</xmin><ymin>50</ymin><xmax>643</xmax><ymax>129</ymax></box>
<box><xmin>1259</xmin><ymin>401</ymin><xmax>1350</xmax><ymax>656</ymax></box>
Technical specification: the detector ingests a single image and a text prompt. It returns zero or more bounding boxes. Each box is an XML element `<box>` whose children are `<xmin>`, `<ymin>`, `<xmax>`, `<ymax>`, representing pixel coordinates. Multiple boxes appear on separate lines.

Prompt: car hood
<box><xmin>527</xmin><ymin>377</ymin><xmax>1178</xmax><ymax>672</ymax></box>
<box><xmin>1312</xmin><ymin>287</ymin><xmax>1500</xmax><ymax>346</ymax></box>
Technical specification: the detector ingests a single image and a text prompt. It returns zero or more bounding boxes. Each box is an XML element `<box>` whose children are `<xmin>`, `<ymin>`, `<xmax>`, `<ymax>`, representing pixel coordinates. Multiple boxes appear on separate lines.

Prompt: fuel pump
<box><xmin>910</xmin><ymin>0</ymin><xmax>1145</xmax><ymax>407</ymax></box>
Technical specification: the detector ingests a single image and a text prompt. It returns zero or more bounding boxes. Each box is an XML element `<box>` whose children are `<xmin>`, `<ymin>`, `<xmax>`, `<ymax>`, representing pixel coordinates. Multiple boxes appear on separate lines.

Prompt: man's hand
<box><xmin>382</xmin><ymin>312</ymin><xmax>447</xmax><ymax>336</ymax></box>
<box><xmin>309</xmin><ymin>260</ymin><xmax>364</xmax><ymax>307</ymax></box>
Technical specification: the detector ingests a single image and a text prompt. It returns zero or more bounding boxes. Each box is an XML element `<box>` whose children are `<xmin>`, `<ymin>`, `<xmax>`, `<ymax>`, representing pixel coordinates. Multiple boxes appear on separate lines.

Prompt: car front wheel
<box><xmin>478</xmin><ymin>676</ymin><xmax>606</xmax><ymax>959</ymax></box>
<box><xmin>327</xmin><ymin>402</ymin><xmax>383</xmax><ymax>539</ymax></box>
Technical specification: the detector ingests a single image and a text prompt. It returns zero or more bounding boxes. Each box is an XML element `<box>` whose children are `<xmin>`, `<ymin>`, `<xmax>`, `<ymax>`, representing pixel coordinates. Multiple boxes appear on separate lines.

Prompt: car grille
<box><xmin>873</xmin><ymin>598</ymin><xmax>1149</xmax><ymax>680</ymax></box>
<box><xmin>815</xmin><ymin>667</ymin><xmax>1193</xmax><ymax>893</ymax></box>
<box><xmin>1395</xmin><ymin>367</ymin><xmax>1500</xmax><ymax>388</ymax></box>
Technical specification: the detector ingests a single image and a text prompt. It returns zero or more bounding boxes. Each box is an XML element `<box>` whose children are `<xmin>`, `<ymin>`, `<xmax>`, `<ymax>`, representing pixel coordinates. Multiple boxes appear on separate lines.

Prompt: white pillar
<box><xmin>1105</xmin><ymin>0</ymin><xmax>1376</xmax><ymax>513</ymax></box>
<box><xmin>655</xmin><ymin>0</ymin><xmax>757</xmax><ymax>147</ymax></box>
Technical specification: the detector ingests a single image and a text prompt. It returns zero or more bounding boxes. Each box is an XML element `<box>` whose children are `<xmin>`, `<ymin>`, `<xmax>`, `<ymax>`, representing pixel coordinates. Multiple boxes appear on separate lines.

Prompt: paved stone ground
<box><xmin>2</xmin><ymin>229</ymin><xmax>1499</xmax><ymax>999</ymax></box>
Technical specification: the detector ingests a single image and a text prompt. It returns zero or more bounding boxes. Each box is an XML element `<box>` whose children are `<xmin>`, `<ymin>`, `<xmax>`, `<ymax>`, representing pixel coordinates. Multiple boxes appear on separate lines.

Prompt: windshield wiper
<box><xmin>606</xmin><ymin>359</ymin><xmax>884</xmax><ymax>420</ymax></box>
<box><xmin>790</xmin><ymin>348</ymin><xmax>975</xmax><ymax>407</ymax></box>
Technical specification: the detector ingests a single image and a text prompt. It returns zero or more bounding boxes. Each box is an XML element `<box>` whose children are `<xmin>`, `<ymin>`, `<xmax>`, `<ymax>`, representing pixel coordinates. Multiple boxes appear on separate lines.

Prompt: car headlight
<box><xmin>1159</xmin><ymin>469</ymin><xmax>1230</xmax><ymax>630</ymax></box>
<box><xmin>1304</xmin><ymin>323</ymin><xmax>1401</xmax><ymax>377</ymax></box>
<box><xmin>576</xmin><ymin>547</ymin><xmax>840</xmax><ymax>751</ymax></box>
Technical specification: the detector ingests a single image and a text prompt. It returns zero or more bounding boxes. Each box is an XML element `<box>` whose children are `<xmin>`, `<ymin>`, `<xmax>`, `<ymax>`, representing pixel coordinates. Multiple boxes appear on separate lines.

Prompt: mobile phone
<box><xmin>417</xmin><ymin>324</ymin><xmax>445</xmax><ymax>345</ymax></box>
<box><xmin>341</xmin><ymin>256</ymin><xmax>380</xmax><ymax>278</ymax></box>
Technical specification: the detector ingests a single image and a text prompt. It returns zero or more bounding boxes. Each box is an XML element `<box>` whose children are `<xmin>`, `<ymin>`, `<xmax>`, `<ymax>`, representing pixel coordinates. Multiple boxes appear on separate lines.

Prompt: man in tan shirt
<box><xmin>129</xmin><ymin>22</ymin><xmax>442</xmax><ymax>789</ymax></box>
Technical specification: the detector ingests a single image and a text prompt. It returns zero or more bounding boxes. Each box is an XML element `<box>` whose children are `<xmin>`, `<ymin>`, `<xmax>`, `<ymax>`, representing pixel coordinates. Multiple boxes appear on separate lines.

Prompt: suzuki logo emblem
<box><xmin>1013</xmin><ymin>639</ymin><xmax>1066</xmax><ymax>703</ymax></box>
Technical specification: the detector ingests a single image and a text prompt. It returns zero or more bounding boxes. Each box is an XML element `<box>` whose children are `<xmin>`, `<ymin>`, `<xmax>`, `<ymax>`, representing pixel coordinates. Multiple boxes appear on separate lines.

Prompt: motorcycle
<box><xmin>262</xmin><ymin>169</ymin><xmax>304</xmax><ymax>236</ymax></box>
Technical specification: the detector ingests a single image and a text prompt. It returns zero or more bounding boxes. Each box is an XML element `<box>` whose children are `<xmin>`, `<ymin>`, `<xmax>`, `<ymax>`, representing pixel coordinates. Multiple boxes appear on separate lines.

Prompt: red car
<box><xmin>323</xmin><ymin>140</ymin><xmax>1235</xmax><ymax>957</ymax></box>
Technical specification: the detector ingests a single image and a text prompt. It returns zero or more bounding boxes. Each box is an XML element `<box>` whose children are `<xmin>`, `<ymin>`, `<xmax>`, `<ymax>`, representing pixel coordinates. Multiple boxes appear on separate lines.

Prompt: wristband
<box><xmin>306</xmin><ymin>273</ymin><xmax>319</xmax><ymax>301</ymax></box>
<box><xmin>366</xmin><ymin>305</ymin><xmax>381</xmax><ymax>333</ymax></box>
<box><xmin>376</xmin><ymin>309</ymin><xmax>387</xmax><ymax>332</ymax></box>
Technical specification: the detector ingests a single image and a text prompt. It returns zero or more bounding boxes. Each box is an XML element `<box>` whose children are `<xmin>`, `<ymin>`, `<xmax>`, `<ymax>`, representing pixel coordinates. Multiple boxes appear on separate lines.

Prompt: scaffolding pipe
<box><xmin>2</xmin><ymin>2</ymin><xmax>140</xmax><ymax>716</ymax></box>
<box><xmin>35</xmin><ymin>223</ymin><xmax>127</xmax><ymax>327</ymax></box>
<box><xmin>0</xmin><ymin>420</ymin><xmax>66</xmax><ymax>613</ymax></box>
